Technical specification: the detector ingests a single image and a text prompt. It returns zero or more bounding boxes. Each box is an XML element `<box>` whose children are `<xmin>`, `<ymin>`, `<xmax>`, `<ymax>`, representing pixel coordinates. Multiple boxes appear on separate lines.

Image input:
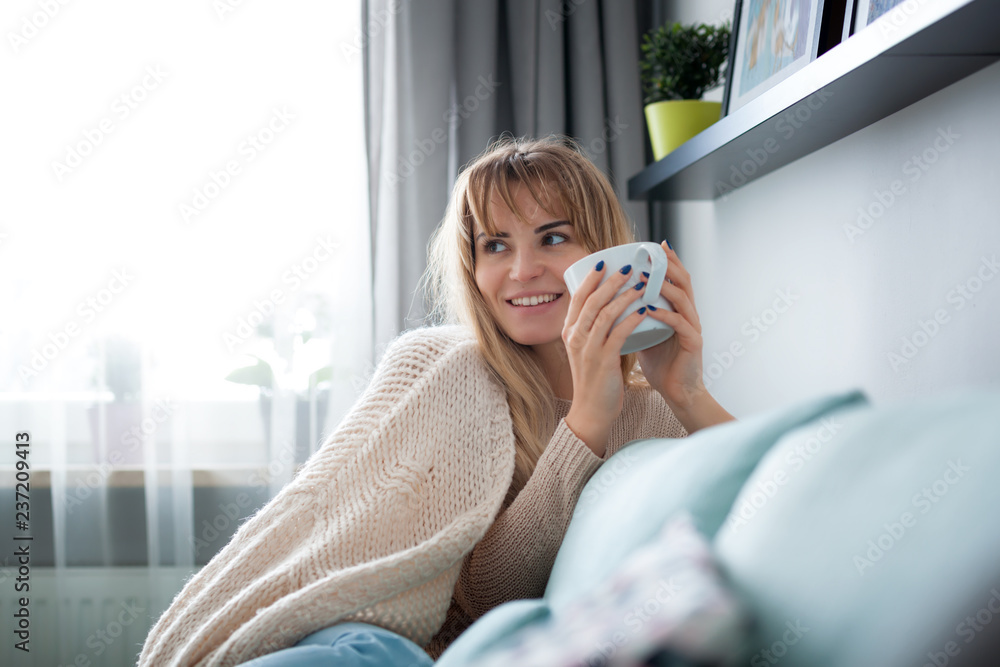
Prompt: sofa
<box><xmin>434</xmin><ymin>388</ymin><xmax>1000</xmax><ymax>666</ymax></box>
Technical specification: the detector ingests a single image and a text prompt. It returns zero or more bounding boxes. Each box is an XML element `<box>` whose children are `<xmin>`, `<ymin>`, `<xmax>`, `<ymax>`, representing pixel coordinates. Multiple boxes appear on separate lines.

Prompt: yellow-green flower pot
<box><xmin>644</xmin><ymin>100</ymin><xmax>721</xmax><ymax>161</ymax></box>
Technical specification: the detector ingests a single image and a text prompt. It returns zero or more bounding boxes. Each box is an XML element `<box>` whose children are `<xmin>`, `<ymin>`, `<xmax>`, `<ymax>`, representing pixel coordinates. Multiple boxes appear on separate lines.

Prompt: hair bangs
<box><xmin>465</xmin><ymin>147</ymin><xmax>586</xmax><ymax>242</ymax></box>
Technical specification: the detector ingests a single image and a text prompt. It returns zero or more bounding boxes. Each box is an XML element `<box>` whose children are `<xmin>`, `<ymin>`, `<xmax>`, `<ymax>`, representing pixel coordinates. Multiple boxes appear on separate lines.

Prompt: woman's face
<box><xmin>474</xmin><ymin>183</ymin><xmax>590</xmax><ymax>349</ymax></box>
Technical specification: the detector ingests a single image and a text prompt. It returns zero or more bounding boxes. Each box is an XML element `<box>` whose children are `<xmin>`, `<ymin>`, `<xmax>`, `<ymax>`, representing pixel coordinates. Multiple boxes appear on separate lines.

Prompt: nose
<box><xmin>509</xmin><ymin>247</ymin><xmax>544</xmax><ymax>282</ymax></box>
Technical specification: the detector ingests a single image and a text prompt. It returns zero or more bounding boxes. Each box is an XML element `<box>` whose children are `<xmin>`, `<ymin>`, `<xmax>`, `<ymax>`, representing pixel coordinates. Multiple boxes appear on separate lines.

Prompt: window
<box><xmin>1</xmin><ymin>0</ymin><xmax>370</xmax><ymax>567</ymax></box>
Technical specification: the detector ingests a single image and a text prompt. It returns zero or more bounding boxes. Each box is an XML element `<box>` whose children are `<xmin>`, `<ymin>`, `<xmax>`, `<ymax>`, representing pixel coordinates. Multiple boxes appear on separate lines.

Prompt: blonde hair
<box><xmin>423</xmin><ymin>135</ymin><xmax>646</xmax><ymax>503</ymax></box>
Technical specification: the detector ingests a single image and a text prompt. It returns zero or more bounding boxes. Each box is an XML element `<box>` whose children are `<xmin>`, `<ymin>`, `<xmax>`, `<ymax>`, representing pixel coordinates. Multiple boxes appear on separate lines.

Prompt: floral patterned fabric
<box><xmin>470</xmin><ymin>512</ymin><xmax>751</xmax><ymax>667</ymax></box>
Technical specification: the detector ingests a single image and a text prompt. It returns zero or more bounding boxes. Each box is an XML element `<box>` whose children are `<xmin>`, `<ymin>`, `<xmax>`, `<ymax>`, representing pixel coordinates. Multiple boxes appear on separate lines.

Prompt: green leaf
<box><xmin>309</xmin><ymin>365</ymin><xmax>333</xmax><ymax>388</ymax></box>
<box><xmin>225</xmin><ymin>357</ymin><xmax>274</xmax><ymax>388</ymax></box>
<box><xmin>639</xmin><ymin>21</ymin><xmax>731</xmax><ymax>105</ymax></box>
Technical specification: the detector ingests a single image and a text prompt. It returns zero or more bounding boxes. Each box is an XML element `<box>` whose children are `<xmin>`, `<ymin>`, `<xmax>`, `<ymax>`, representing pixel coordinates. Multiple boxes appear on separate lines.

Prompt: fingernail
<box><xmin>619</xmin><ymin>264</ymin><xmax>632</xmax><ymax>275</ymax></box>
<box><xmin>642</xmin><ymin>271</ymin><xmax>650</xmax><ymax>278</ymax></box>
<box><xmin>633</xmin><ymin>281</ymin><xmax>644</xmax><ymax>291</ymax></box>
<box><xmin>648</xmin><ymin>305</ymin><xmax>658</xmax><ymax>311</ymax></box>
<box><xmin>637</xmin><ymin>307</ymin><xmax>646</xmax><ymax>315</ymax></box>
<box><xmin>665</xmin><ymin>239</ymin><xmax>673</xmax><ymax>250</ymax></box>
<box><xmin>594</xmin><ymin>260</ymin><xmax>605</xmax><ymax>271</ymax></box>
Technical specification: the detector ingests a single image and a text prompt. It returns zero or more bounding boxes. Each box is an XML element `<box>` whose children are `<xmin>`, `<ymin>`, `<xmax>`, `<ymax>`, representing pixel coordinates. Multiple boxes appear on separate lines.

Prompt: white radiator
<box><xmin>1</xmin><ymin>567</ymin><xmax>194</xmax><ymax>667</ymax></box>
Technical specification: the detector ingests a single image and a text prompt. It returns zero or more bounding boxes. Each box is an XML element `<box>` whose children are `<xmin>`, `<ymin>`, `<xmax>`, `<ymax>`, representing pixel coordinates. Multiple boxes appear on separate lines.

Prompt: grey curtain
<box><xmin>364</xmin><ymin>0</ymin><xmax>655</xmax><ymax>353</ymax></box>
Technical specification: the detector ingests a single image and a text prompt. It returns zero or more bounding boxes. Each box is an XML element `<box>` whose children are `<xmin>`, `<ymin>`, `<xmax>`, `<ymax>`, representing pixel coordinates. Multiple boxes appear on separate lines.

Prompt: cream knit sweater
<box><xmin>139</xmin><ymin>325</ymin><xmax>686</xmax><ymax>666</ymax></box>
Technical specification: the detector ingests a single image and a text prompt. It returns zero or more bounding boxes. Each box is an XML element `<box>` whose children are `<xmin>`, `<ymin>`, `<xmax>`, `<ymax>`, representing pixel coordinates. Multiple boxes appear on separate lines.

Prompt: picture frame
<box><xmin>853</xmin><ymin>0</ymin><xmax>909</xmax><ymax>34</ymax></box>
<box><xmin>721</xmin><ymin>0</ymin><xmax>827</xmax><ymax>116</ymax></box>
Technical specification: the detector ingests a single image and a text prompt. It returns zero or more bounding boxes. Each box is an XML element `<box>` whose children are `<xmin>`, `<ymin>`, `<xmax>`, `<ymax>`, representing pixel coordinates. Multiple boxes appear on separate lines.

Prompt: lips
<box><xmin>508</xmin><ymin>293</ymin><xmax>562</xmax><ymax>307</ymax></box>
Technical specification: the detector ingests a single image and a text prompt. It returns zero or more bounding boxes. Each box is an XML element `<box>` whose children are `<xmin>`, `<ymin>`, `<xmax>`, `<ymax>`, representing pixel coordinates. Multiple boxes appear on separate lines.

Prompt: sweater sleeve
<box><xmin>451</xmin><ymin>418</ymin><xmax>602</xmax><ymax>619</ymax></box>
<box><xmin>447</xmin><ymin>386</ymin><xmax>687</xmax><ymax>623</ymax></box>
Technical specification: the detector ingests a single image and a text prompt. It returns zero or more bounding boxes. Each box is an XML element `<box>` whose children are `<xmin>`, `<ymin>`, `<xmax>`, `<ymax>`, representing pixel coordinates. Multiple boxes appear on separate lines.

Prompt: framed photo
<box><xmin>721</xmin><ymin>0</ymin><xmax>827</xmax><ymax>116</ymax></box>
<box><xmin>853</xmin><ymin>0</ymin><xmax>908</xmax><ymax>33</ymax></box>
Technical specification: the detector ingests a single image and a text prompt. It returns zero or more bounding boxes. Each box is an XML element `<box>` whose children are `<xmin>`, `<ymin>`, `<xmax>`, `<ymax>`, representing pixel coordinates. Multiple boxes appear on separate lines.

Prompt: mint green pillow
<box><xmin>434</xmin><ymin>599</ymin><xmax>550</xmax><ymax>666</ymax></box>
<box><xmin>436</xmin><ymin>390</ymin><xmax>866</xmax><ymax>666</ymax></box>
<box><xmin>544</xmin><ymin>390</ymin><xmax>868</xmax><ymax>613</ymax></box>
<box><xmin>714</xmin><ymin>388</ymin><xmax>1000</xmax><ymax>667</ymax></box>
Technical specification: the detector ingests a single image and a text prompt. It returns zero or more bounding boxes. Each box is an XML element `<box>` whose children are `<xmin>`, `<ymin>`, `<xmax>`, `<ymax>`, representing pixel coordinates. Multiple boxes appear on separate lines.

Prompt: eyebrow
<box><xmin>476</xmin><ymin>220</ymin><xmax>571</xmax><ymax>242</ymax></box>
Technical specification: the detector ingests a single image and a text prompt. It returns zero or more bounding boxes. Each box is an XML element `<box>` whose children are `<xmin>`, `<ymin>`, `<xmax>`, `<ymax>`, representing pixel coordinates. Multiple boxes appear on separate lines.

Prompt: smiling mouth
<box><xmin>507</xmin><ymin>294</ymin><xmax>562</xmax><ymax>307</ymax></box>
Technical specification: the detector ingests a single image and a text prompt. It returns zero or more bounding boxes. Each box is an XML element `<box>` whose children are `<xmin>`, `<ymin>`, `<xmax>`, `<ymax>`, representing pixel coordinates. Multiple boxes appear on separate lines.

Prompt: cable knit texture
<box><xmin>139</xmin><ymin>326</ymin><xmax>516</xmax><ymax>666</ymax></box>
<box><xmin>138</xmin><ymin>325</ymin><xmax>687</xmax><ymax>666</ymax></box>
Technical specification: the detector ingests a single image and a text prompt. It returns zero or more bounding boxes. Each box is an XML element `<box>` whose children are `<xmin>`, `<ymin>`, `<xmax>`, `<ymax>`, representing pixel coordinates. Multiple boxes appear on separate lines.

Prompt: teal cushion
<box><xmin>435</xmin><ymin>389</ymin><xmax>866</xmax><ymax>666</ymax></box>
<box><xmin>433</xmin><ymin>599</ymin><xmax>550</xmax><ymax>666</ymax></box>
<box><xmin>544</xmin><ymin>389</ymin><xmax>868</xmax><ymax>613</ymax></box>
<box><xmin>714</xmin><ymin>388</ymin><xmax>1000</xmax><ymax>667</ymax></box>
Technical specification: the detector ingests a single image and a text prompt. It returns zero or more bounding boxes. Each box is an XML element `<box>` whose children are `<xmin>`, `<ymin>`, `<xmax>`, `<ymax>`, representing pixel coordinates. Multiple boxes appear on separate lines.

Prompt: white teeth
<box><xmin>511</xmin><ymin>294</ymin><xmax>558</xmax><ymax>307</ymax></box>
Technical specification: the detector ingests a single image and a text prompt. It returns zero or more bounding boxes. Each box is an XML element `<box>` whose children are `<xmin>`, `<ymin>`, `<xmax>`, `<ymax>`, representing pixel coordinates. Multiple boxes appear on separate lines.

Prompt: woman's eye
<box><xmin>483</xmin><ymin>240</ymin><xmax>507</xmax><ymax>254</ymax></box>
<box><xmin>544</xmin><ymin>233</ymin><xmax>568</xmax><ymax>246</ymax></box>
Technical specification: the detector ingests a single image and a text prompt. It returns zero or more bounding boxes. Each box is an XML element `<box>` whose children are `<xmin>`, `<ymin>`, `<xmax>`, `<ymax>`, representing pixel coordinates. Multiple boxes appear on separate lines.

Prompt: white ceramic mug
<box><xmin>563</xmin><ymin>242</ymin><xmax>675</xmax><ymax>354</ymax></box>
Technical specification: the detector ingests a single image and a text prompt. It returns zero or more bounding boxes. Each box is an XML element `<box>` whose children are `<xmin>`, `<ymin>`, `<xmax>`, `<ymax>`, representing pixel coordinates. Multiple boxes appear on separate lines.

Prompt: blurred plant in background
<box><xmin>225</xmin><ymin>293</ymin><xmax>334</xmax><ymax>462</ymax></box>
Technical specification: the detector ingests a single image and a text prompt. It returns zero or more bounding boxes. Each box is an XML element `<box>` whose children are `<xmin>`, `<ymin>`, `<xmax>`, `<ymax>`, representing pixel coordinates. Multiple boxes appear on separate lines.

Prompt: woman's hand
<box><xmin>561</xmin><ymin>262</ymin><xmax>648</xmax><ymax>456</ymax></box>
<box><xmin>637</xmin><ymin>241</ymin><xmax>735</xmax><ymax>432</ymax></box>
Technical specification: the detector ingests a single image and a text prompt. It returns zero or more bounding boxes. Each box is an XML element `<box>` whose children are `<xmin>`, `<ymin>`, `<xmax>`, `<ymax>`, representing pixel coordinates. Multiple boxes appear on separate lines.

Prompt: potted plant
<box><xmin>640</xmin><ymin>21</ymin><xmax>730</xmax><ymax>161</ymax></box>
<box><xmin>225</xmin><ymin>304</ymin><xmax>333</xmax><ymax>464</ymax></box>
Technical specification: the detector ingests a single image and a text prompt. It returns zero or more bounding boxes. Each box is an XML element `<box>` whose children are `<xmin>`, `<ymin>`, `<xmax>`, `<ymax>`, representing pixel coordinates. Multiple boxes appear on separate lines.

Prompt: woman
<box><xmin>138</xmin><ymin>136</ymin><xmax>733</xmax><ymax>667</ymax></box>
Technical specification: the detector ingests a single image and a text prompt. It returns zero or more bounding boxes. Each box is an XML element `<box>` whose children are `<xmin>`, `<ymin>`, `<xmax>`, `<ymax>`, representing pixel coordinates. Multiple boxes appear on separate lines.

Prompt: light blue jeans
<box><xmin>237</xmin><ymin>623</ymin><xmax>434</xmax><ymax>666</ymax></box>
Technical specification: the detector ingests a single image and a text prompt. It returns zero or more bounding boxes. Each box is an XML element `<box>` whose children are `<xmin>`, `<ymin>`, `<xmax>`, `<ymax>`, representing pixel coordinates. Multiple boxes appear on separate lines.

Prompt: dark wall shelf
<box><xmin>628</xmin><ymin>0</ymin><xmax>1000</xmax><ymax>202</ymax></box>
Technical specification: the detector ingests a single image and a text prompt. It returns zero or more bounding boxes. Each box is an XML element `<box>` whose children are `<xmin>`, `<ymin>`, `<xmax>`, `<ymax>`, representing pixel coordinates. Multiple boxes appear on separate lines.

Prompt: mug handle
<box><xmin>632</xmin><ymin>242</ymin><xmax>668</xmax><ymax>306</ymax></box>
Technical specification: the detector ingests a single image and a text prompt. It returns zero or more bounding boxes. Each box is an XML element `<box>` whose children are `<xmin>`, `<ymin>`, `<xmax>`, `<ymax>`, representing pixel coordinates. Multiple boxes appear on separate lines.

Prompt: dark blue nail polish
<box><xmin>665</xmin><ymin>239</ymin><xmax>673</xmax><ymax>250</ymax></box>
<box><xmin>642</xmin><ymin>271</ymin><xmax>650</xmax><ymax>278</ymax></box>
<box><xmin>637</xmin><ymin>307</ymin><xmax>646</xmax><ymax>315</ymax></box>
<box><xmin>648</xmin><ymin>305</ymin><xmax>658</xmax><ymax>311</ymax></box>
<box><xmin>594</xmin><ymin>260</ymin><xmax>605</xmax><ymax>271</ymax></box>
<box><xmin>634</xmin><ymin>282</ymin><xmax>645</xmax><ymax>291</ymax></box>
<box><xmin>619</xmin><ymin>264</ymin><xmax>632</xmax><ymax>275</ymax></box>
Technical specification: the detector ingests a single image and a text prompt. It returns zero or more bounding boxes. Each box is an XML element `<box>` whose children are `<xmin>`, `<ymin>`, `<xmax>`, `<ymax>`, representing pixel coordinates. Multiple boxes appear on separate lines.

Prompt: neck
<box><xmin>531</xmin><ymin>339</ymin><xmax>573</xmax><ymax>400</ymax></box>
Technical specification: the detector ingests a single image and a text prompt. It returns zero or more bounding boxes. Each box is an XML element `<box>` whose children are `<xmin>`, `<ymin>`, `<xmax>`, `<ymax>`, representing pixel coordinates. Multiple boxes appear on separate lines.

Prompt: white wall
<box><xmin>657</xmin><ymin>4</ymin><xmax>1000</xmax><ymax>416</ymax></box>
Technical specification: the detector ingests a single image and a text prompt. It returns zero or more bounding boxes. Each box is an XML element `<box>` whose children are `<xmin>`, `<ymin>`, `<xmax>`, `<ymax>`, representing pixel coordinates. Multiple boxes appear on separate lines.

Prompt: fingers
<box><xmin>657</xmin><ymin>241</ymin><xmax>701</xmax><ymax>334</ymax></box>
<box><xmin>590</xmin><ymin>279</ymin><xmax>648</xmax><ymax>347</ymax></box>
<box><xmin>656</xmin><ymin>279</ymin><xmax>701</xmax><ymax>334</ymax></box>
<box><xmin>564</xmin><ymin>259</ymin><xmax>610</xmax><ymax>326</ymax></box>
<box><xmin>564</xmin><ymin>265</ymin><xmax>647</xmax><ymax>351</ymax></box>
<box><xmin>661</xmin><ymin>241</ymin><xmax>691</xmax><ymax>293</ymax></box>
<box><xmin>604</xmin><ymin>303</ymin><xmax>649</xmax><ymax>351</ymax></box>
<box><xmin>566</xmin><ymin>263</ymin><xmax>638</xmax><ymax>332</ymax></box>
<box><xmin>644</xmin><ymin>304</ymin><xmax>702</xmax><ymax>351</ymax></box>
